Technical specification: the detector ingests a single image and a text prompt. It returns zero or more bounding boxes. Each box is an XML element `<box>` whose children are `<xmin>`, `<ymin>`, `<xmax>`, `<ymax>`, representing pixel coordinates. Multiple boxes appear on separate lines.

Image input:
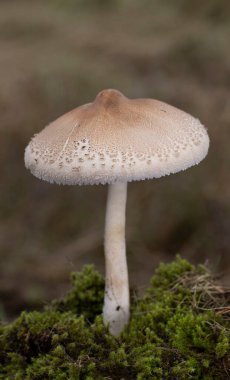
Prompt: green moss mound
<box><xmin>0</xmin><ymin>257</ymin><xmax>229</xmax><ymax>379</ymax></box>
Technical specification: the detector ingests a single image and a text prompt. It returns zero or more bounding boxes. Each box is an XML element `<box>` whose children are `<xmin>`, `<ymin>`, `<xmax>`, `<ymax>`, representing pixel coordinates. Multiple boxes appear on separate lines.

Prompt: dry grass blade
<box><xmin>170</xmin><ymin>269</ymin><xmax>230</xmax><ymax>323</ymax></box>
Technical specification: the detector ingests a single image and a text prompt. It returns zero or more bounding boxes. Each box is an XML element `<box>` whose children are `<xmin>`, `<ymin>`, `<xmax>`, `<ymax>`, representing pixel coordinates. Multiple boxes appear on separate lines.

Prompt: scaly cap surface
<box><xmin>25</xmin><ymin>89</ymin><xmax>209</xmax><ymax>185</ymax></box>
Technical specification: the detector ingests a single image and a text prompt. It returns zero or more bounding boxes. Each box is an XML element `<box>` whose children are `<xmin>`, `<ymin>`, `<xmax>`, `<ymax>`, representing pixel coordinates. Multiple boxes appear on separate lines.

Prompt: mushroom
<box><xmin>24</xmin><ymin>89</ymin><xmax>209</xmax><ymax>336</ymax></box>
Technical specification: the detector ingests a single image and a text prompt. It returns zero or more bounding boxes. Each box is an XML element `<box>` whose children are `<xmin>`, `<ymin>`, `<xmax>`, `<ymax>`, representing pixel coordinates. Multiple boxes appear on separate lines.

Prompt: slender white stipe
<box><xmin>103</xmin><ymin>182</ymin><xmax>129</xmax><ymax>336</ymax></box>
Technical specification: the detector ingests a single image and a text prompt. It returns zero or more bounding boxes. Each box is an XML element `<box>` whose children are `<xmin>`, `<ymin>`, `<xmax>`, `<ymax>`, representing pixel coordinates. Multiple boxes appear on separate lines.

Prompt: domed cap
<box><xmin>25</xmin><ymin>89</ymin><xmax>209</xmax><ymax>185</ymax></box>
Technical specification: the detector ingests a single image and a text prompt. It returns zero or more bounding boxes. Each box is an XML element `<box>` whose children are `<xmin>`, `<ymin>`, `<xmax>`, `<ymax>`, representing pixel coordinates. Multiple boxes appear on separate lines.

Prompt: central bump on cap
<box><xmin>95</xmin><ymin>89</ymin><xmax>125</xmax><ymax>107</ymax></box>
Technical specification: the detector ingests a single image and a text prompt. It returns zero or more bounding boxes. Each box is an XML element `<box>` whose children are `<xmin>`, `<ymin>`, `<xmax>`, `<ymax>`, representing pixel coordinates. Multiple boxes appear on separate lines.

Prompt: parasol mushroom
<box><xmin>25</xmin><ymin>89</ymin><xmax>209</xmax><ymax>336</ymax></box>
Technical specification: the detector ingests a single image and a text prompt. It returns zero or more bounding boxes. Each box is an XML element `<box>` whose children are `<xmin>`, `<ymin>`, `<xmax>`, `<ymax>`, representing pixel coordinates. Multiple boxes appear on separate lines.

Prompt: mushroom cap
<box><xmin>25</xmin><ymin>89</ymin><xmax>209</xmax><ymax>185</ymax></box>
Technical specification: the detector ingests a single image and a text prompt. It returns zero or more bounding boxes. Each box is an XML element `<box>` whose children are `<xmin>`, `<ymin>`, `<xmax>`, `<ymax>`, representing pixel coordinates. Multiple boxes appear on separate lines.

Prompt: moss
<box><xmin>0</xmin><ymin>257</ymin><xmax>229</xmax><ymax>379</ymax></box>
<box><xmin>51</xmin><ymin>265</ymin><xmax>104</xmax><ymax>322</ymax></box>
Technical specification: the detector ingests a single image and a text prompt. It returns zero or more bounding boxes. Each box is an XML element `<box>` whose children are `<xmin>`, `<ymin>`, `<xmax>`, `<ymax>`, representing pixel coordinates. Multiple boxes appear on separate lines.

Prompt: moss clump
<box><xmin>0</xmin><ymin>257</ymin><xmax>229</xmax><ymax>379</ymax></box>
<box><xmin>51</xmin><ymin>265</ymin><xmax>104</xmax><ymax>322</ymax></box>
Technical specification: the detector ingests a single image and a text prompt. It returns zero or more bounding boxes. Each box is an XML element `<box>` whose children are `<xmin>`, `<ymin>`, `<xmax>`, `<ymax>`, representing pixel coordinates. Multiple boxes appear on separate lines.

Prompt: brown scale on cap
<box><xmin>25</xmin><ymin>89</ymin><xmax>209</xmax><ymax>185</ymax></box>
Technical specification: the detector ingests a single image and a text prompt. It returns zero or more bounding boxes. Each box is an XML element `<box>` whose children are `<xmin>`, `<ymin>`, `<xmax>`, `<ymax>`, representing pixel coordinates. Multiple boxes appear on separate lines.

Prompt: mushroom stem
<box><xmin>103</xmin><ymin>181</ymin><xmax>129</xmax><ymax>336</ymax></box>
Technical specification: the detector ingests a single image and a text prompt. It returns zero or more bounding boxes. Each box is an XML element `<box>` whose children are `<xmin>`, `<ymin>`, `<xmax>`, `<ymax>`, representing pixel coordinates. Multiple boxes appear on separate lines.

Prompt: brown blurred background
<box><xmin>0</xmin><ymin>0</ymin><xmax>229</xmax><ymax>320</ymax></box>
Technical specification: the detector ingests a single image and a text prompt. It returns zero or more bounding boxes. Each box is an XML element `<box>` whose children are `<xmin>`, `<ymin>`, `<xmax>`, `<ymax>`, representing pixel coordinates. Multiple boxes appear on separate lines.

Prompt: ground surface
<box><xmin>1</xmin><ymin>258</ymin><xmax>230</xmax><ymax>379</ymax></box>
